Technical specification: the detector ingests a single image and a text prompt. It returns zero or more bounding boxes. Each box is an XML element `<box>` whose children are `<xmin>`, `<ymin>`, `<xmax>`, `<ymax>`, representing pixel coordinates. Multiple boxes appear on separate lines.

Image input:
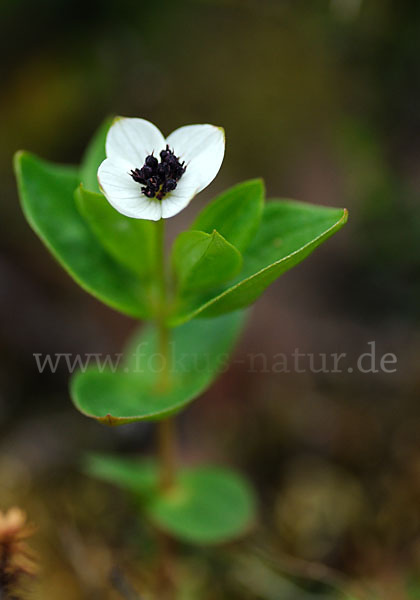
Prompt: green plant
<box><xmin>13</xmin><ymin>116</ymin><xmax>347</xmax><ymax>590</ymax></box>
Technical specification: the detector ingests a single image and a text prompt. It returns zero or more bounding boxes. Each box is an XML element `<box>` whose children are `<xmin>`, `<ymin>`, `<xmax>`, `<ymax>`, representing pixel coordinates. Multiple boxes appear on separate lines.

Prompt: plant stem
<box><xmin>153</xmin><ymin>219</ymin><xmax>177</xmax><ymax>598</ymax></box>
<box><xmin>155</xmin><ymin>219</ymin><xmax>176</xmax><ymax>491</ymax></box>
<box><xmin>155</xmin><ymin>218</ymin><xmax>167</xmax><ymax>317</ymax></box>
<box><xmin>157</xmin><ymin>417</ymin><xmax>176</xmax><ymax>490</ymax></box>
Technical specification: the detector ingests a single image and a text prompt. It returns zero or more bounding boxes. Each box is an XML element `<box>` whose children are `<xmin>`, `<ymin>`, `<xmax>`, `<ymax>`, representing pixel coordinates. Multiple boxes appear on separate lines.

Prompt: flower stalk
<box><xmin>154</xmin><ymin>219</ymin><xmax>176</xmax><ymax>491</ymax></box>
<box><xmin>153</xmin><ymin>219</ymin><xmax>177</xmax><ymax>597</ymax></box>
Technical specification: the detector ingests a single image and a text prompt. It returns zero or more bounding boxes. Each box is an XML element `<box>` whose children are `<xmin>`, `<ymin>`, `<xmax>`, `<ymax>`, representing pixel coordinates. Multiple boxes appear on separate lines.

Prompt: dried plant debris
<box><xmin>0</xmin><ymin>508</ymin><xmax>37</xmax><ymax>598</ymax></box>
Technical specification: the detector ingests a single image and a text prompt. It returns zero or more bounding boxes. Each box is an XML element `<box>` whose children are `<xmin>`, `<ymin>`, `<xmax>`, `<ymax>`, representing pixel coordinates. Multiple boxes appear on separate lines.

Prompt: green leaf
<box><xmin>14</xmin><ymin>151</ymin><xmax>151</xmax><ymax>319</ymax></box>
<box><xmin>85</xmin><ymin>454</ymin><xmax>156</xmax><ymax>495</ymax></box>
<box><xmin>172</xmin><ymin>230</ymin><xmax>242</xmax><ymax>294</ymax></box>
<box><xmin>75</xmin><ymin>186</ymin><xmax>157</xmax><ymax>280</ymax></box>
<box><xmin>150</xmin><ymin>466</ymin><xmax>255</xmax><ymax>544</ymax></box>
<box><xmin>70</xmin><ymin>310</ymin><xmax>246</xmax><ymax>424</ymax></box>
<box><xmin>192</xmin><ymin>179</ymin><xmax>264</xmax><ymax>252</ymax></box>
<box><xmin>80</xmin><ymin>117</ymin><xmax>113</xmax><ymax>193</ymax></box>
<box><xmin>169</xmin><ymin>201</ymin><xmax>348</xmax><ymax>325</ymax></box>
<box><xmin>86</xmin><ymin>455</ymin><xmax>256</xmax><ymax>545</ymax></box>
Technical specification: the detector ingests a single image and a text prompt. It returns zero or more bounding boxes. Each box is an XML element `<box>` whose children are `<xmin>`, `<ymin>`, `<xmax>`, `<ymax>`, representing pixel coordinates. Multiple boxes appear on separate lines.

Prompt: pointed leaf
<box><xmin>172</xmin><ymin>230</ymin><xmax>242</xmax><ymax>294</ymax></box>
<box><xmin>14</xmin><ymin>151</ymin><xmax>151</xmax><ymax>319</ymax></box>
<box><xmin>70</xmin><ymin>310</ymin><xmax>246</xmax><ymax>424</ymax></box>
<box><xmin>75</xmin><ymin>186</ymin><xmax>157</xmax><ymax>280</ymax></box>
<box><xmin>192</xmin><ymin>179</ymin><xmax>264</xmax><ymax>252</ymax></box>
<box><xmin>86</xmin><ymin>455</ymin><xmax>256</xmax><ymax>544</ymax></box>
<box><xmin>169</xmin><ymin>201</ymin><xmax>348</xmax><ymax>325</ymax></box>
<box><xmin>80</xmin><ymin>117</ymin><xmax>113</xmax><ymax>193</ymax></box>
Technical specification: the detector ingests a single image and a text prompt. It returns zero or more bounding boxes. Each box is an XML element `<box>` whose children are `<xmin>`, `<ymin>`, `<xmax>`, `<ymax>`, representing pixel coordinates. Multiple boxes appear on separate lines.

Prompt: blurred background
<box><xmin>1</xmin><ymin>0</ymin><xmax>420</xmax><ymax>598</ymax></box>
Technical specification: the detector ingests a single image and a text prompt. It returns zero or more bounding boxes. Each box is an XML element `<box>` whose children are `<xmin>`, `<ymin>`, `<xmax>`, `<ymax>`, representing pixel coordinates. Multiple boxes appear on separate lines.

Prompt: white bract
<box><xmin>98</xmin><ymin>117</ymin><xmax>225</xmax><ymax>221</ymax></box>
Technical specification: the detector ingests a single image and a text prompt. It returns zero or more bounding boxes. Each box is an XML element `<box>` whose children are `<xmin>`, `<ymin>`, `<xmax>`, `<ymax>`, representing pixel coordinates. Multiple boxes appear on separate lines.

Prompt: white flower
<box><xmin>97</xmin><ymin>117</ymin><xmax>225</xmax><ymax>221</ymax></box>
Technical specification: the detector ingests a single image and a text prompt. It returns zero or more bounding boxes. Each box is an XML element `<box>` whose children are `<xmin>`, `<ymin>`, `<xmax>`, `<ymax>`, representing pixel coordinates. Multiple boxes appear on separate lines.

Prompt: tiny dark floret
<box><xmin>130</xmin><ymin>145</ymin><xmax>186</xmax><ymax>200</ymax></box>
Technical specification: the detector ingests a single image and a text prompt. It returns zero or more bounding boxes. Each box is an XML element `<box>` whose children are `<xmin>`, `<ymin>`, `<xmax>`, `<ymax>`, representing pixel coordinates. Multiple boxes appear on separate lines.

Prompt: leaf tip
<box><xmin>252</xmin><ymin>176</ymin><xmax>265</xmax><ymax>188</ymax></box>
<box><xmin>98</xmin><ymin>413</ymin><xmax>121</xmax><ymax>427</ymax></box>
<box><xmin>13</xmin><ymin>150</ymin><xmax>26</xmax><ymax>173</ymax></box>
<box><xmin>241</xmin><ymin>177</ymin><xmax>265</xmax><ymax>195</ymax></box>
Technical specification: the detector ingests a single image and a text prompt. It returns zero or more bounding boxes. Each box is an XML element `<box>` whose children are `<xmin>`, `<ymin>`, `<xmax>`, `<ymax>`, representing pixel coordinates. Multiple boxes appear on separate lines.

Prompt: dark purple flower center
<box><xmin>130</xmin><ymin>145</ymin><xmax>186</xmax><ymax>201</ymax></box>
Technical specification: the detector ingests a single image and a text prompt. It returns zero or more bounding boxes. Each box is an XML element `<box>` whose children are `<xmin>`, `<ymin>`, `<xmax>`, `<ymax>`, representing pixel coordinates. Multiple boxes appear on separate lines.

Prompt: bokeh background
<box><xmin>1</xmin><ymin>0</ymin><xmax>420</xmax><ymax>598</ymax></box>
